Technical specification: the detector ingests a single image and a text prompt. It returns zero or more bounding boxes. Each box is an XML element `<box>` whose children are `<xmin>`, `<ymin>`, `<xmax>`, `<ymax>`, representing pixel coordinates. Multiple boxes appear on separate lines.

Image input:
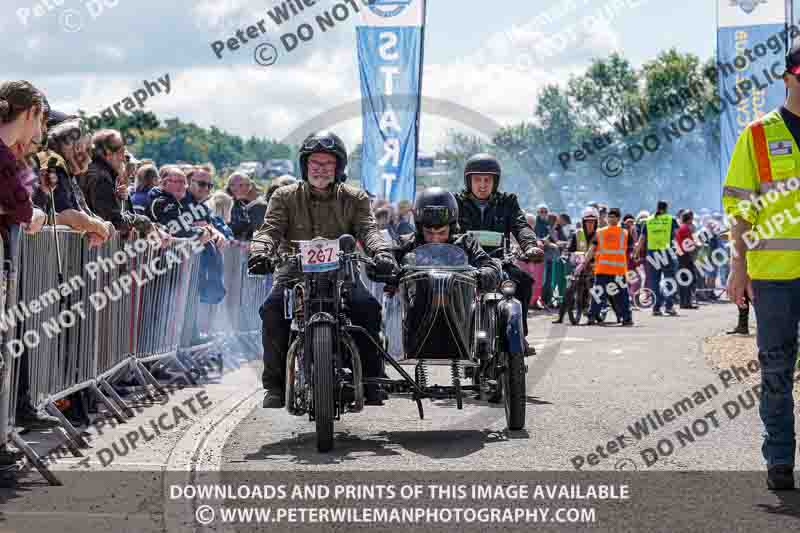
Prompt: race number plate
<box><xmin>470</xmin><ymin>231</ymin><xmax>503</xmax><ymax>248</ymax></box>
<box><xmin>298</xmin><ymin>238</ymin><xmax>340</xmax><ymax>272</ymax></box>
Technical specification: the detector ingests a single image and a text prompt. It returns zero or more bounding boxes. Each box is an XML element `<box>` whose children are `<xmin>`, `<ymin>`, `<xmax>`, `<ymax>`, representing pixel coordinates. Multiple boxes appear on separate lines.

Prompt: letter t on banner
<box><xmin>357</xmin><ymin>0</ymin><xmax>427</xmax><ymax>203</ymax></box>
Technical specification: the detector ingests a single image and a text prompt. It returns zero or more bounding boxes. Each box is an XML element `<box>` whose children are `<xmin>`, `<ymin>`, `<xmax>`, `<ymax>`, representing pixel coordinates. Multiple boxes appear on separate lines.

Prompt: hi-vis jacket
<box><xmin>722</xmin><ymin>109</ymin><xmax>800</xmax><ymax>280</ymax></box>
<box><xmin>576</xmin><ymin>228</ymin><xmax>589</xmax><ymax>252</ymax></box>
<box><xmin>594</xmin><ymin>225</ymin><xmax>628</xmax><ymax>276</ymax></box>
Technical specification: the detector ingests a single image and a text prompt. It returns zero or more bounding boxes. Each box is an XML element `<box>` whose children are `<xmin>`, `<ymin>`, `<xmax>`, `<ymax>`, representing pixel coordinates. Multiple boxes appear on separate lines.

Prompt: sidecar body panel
<box><xmin>398</xmin><ymin>244</ymin><xmax>476</xmax><ymax>360</ymax></box>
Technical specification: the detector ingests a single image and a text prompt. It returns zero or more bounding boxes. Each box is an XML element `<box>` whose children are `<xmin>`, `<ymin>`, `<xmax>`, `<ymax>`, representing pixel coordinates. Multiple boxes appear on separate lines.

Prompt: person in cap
<box><xmin>580</xmin><ymin>207</ymin><xmax>633</xmax><ymax>326</ymax></box>
<box><xmin>634</xmin><ymin>200</ymin><xmax>679</xmax><ymax>316</ymax></box>
<box><xmin>454</xmin><ymin>153</ymin><xmax>543</xmax><ymax>356</ymax></box>
<box><xmin>33</xmin><ymin>118</ymin><xmax>112</xmax><ymax>246</ymax></box>
<box><xmin>722</xmin><ymin>40</ymin><xmax>800</xmax><ymax>490</ymax></box>
<box><xmin>552</xmin><ymin>206</ymin><xmax>600</xmax><ymax>324</ymax></box>
<box><xmin>249</xmin><ymin>131</ymin><xmax>397</xmax><ymax>408</ymax></box>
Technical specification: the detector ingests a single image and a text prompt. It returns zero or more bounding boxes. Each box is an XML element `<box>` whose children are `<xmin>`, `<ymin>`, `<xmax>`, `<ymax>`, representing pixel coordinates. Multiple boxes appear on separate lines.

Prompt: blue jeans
<box><xmin>752</xmin><ymin>278</ymin><xmax>800</xmax><ymax>467</ymax></box>
<box><xmin>589</xmin><ymin>274</ymin><xmax>632</xmax><ymax>322</ymax></box>
<box><xmin>645</xmin><ymin>252</ymin><xmax>676</xmax><ymax>311</ymax></box>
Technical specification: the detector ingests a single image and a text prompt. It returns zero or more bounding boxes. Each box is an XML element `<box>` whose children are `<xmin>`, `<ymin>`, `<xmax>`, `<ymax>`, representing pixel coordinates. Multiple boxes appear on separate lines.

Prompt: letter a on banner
<box><xmin>357</xmin><ymin>0</ymin><xmax>427</xmax><ymax>203</ymax></box>
<box><xmin>716</xmin><ymin>0</ymin><xmax>788</xmax><ymax>208</ymax></box>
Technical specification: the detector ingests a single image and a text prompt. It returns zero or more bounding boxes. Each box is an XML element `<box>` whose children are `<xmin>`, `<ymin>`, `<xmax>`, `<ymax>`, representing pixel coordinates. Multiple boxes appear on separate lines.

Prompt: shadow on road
<box><xmin>0</xmin><ymin>468</ymin><xmax>42</xmax><ymax>525</ymax></box>
<box><xmin>429</xmin><ymin>395</ymin><xmax>551</xmax><ymax>410</ymax></box>
<box><xmin>756</xmin><ymin>490</ymin><xmax>800</xmax><ymax>520</ymax></box>
<box><xmin>243</xmin><ymin>428</ymin><xmax>522</xmax><ymax>465</ymax></box>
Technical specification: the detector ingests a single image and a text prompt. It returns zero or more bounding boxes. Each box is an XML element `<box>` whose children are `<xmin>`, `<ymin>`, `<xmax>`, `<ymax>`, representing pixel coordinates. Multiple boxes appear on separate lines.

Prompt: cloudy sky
<box><xmin>4</xmin><ymin>0</ymin><xmax>718</xmax><ymax>152</ymax></box>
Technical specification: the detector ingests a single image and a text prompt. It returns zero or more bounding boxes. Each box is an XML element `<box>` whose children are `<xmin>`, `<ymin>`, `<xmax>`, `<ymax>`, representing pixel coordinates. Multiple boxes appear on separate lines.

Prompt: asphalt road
<box><xmin>220</xmin><ymin>303</ymin><xmax>761</xmax><ymax>472</ymax></box>
<box><xmin>4</xmin><ymin>302</ymin><xmax>800</xmax><ymax>533</ymax></box>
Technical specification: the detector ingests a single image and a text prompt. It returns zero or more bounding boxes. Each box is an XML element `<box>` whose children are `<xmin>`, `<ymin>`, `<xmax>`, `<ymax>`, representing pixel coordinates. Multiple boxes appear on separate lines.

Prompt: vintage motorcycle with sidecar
<box><xmin>277</xmin><ymin>234</ymin><xmax>527</xmax><ymax>452</ymax></box>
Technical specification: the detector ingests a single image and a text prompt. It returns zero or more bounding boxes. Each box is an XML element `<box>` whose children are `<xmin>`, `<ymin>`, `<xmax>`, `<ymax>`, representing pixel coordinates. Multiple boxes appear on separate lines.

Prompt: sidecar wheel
<box><xmin>502</xmin><ymin>352</ymin><xmax>526</xmax><ymax>430</ymax></box>
<box><xmin>312</xmin><ymin>325</ymin><xmax>335</xmax><ymax>452</ymax></box>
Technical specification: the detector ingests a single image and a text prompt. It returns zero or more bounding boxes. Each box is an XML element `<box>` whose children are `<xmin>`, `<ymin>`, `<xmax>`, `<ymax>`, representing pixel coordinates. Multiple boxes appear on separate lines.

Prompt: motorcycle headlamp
<box><xmin>500</xmin><ymin>280</ymin><xmax>516</xmax><ymax>296</ymax></box>
<box><xmin>418</xmin><ymin>205</ymin><xmax>452</xmax><ymax>228</ymax></box>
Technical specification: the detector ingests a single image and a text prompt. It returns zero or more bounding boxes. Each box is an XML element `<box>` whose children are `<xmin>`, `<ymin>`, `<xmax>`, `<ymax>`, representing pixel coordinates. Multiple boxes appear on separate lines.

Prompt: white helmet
<box><xmin>582</xmin><ymin>207</ymin><xmax>599</xmax><ymax>220</ymax></box>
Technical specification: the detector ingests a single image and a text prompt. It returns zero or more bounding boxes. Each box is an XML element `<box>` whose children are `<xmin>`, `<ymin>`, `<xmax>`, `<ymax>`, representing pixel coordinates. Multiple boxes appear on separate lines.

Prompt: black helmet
<box><xmin>414</xmin><ymin>187</ymin><xmax>459</xmax><ymax>239</ymax></box>
<box><xmin>298</xmin><ymin>130</ymin><xmax>348</xmax><ymax>182</ymax></box>
<box><xmin>463</xmin><ymin>153</ymin><xmax>501</xmax><ymax>194</ymax></box>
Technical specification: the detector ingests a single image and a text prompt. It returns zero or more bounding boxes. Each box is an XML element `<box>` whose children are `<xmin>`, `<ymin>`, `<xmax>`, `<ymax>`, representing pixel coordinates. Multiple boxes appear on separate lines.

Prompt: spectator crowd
<box><xmin>0</xmin><ymin>80</ymin><xmax>308</xmax><ymax>439</ymax></box>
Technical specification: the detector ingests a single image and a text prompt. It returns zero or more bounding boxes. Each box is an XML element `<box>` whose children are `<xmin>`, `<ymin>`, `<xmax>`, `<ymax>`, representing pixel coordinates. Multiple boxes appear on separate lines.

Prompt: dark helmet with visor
<box><xmin>463</xmin><ymin>153</ymin><xmax>501</xmax><ymax>194</ymax></box>
<box><xmin>298</xmin><ymin>130</ymin><xmax>348</xmax><ymax>182</ymax></box>
<box><xmin>414</xmin><ymin>187</ymin><xmax>459</xmax><ymax>239</ymax></box>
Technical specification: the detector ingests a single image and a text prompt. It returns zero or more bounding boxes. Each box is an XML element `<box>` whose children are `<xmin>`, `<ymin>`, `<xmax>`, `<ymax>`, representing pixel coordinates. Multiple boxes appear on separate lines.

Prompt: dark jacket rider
<box><xmin>393</xmin><ymin>187</ymin><xmax>501</xmax><ymax>289</ymax></box>
<box><xmin>248</xmin><ymin>131</ymin><xmax>398</xmax><ymax>408</ymax></box>
<box><xmin>454</xmin><ymin>154</ymin><xmax>542</xmax><ymax>354</ymax></box>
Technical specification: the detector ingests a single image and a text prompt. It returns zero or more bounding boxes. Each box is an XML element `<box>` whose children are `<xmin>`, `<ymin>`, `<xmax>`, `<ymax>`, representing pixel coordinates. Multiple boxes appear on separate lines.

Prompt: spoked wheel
<box><xmin>285</xmin><ymin>338</ymin><xmax>307</xmax><ymax>416</ymax></box>
<box><xmin>341</xmin><ymin>333</ymin><xmax>363</xmax><ymax>412</ymax></box>
<box><xmin>568</xmin><ymin>282</ymin><xmax>586</xmax><ymax>325</ymax></box>
<box><xmin>501</xmin><ymin>351</ymin><xmax>526</xmax><ymax>430</ymax></box>
<box><xmin>311</xmin><ymin>324</ymin><xmax>335</xmax><ymax>453</ymax></box>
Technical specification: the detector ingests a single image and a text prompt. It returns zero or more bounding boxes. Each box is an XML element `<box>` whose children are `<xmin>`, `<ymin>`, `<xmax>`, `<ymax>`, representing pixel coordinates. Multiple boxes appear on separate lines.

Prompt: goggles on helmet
<box><xmin>303</xmin><ymin>137</ymin><xmax>336</xmax><ymax>151</ymax></box>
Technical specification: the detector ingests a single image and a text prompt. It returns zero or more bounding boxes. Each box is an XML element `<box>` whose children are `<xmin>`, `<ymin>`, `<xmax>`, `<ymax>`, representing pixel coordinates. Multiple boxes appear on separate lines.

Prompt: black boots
<box><xmin>262</xmin><ymin>389</ymin><xmax>285</xmax><ymax>408</ymax></box>
<box><xmin>767</xmin><ymin>465</ymin><xmax>795</xmax><ymax>490</ymax></box>
<box><xmin>727</xmin><ymin>305</ymin><xmax>749</xmax><ymax>335</ymax></box>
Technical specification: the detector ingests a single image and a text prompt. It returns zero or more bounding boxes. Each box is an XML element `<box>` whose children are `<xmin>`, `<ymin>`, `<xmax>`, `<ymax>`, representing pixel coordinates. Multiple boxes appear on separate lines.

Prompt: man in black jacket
<box><xmin>455</xmin><ymin>154</ymin><xmax>542</xmax><ymax>354</ymax></box>
<box><xmin>80</xmin><ymin>129</ymin><xmax>153</xmax><ymax>238</ymax></box>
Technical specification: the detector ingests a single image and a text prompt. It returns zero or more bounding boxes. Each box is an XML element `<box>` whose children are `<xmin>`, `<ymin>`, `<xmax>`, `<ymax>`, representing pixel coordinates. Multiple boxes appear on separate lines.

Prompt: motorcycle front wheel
<box><xmin>311</xmin><ymin>323</ymin><xmax>336</xmax><ymax>452</ymax></box>
<box><xmin>501</xmin><ymin>351</ymin><xmax>526</xmax><ymax>430</ymax></box>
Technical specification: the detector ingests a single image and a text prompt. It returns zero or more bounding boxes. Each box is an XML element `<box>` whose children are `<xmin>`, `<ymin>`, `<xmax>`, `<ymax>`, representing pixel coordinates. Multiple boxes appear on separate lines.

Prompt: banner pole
<box><xmin>411</xmin><ymin>0</ymin><xmax>428</xmax><ymax>202</ymax></box>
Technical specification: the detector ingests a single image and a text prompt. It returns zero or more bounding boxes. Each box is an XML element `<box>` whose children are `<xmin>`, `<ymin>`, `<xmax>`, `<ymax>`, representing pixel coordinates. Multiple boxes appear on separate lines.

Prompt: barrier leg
<box><xmin>54</xmin><ymin>426</ymin><xmax>84</xmax><ymax>457</ymax></box>
<box><xmin>137</xmin><ymin>360</ymin><xmax>169</xmax><ymax>394</ymax></box>
<box><xmin>130</xmin><ymin>360</ymin><xmax>159</xmax><ymax>401</ymax></box>
<box><xmin>44</xmin><ymin>402</ymin><xmax>90</xmax><ymax>449</ymax></box>
<box><xmin>89</xmin><ymin>382</ymin><xmax>126</xmax><ymax>424</ymax></box>
<box><xmin>165</xmin><ymin>355</ymin><xmax>197</xmax><ymax>386</ymax></box>
<box><xmin>0</xmin><ymin>361</ymin><xmax>11</xmax><ymax>456</ymax></box>
<box><xmin>10</xmin><ymin>431</ymin><xmax>61</xmax><ymax>486</ymax></box>
<box><xmin>100</xmin><ymin>379</ymin><xmax>134</xmax><ymax>418</ymax></box>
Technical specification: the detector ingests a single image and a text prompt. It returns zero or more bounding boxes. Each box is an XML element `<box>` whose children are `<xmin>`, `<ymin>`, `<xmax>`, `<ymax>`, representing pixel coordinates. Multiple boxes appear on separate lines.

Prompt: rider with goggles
<box><xmin>249</xmin><ymin>130</ymin><xmax>398</xmax><ymax>408</ymax></box>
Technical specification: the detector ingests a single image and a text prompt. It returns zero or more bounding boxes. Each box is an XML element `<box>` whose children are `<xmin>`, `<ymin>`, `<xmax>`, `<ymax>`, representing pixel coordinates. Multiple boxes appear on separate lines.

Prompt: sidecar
<box><xmin>353</xmin><ymin>243</ymin><xmax>527</xmax><ymax>430</ymax></box>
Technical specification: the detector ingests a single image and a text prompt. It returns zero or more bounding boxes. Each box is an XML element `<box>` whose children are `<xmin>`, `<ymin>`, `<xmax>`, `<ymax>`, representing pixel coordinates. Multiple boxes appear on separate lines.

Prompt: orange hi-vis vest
<box><xmin>594</xmin><ymin>225</ymin><xmax>628</xmax><ymax>276</ymax></box>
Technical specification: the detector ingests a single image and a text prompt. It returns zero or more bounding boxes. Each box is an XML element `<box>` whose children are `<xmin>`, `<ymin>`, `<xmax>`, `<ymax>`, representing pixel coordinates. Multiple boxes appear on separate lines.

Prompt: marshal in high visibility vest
<box><xmin>722</xmin><ymin>41</ymin><xmax>800</xmax><ymax>491</ymax></box>
<box><xmin>580</xmin><ymin>208</ymin><xmax>633</xmax><ymax>326</ymax></box>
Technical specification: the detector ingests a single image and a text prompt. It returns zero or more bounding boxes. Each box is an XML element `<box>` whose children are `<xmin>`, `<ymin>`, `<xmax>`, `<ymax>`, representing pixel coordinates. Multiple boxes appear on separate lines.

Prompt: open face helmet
<box><xmin>298</xmin><ymin>130</ymin><xmax>348</xmax><ymax>182</ymax></box>
<box><xmin>463</xmin><ymin>153</ymin><xmax>501</xmax><ymax>194</ymax></box>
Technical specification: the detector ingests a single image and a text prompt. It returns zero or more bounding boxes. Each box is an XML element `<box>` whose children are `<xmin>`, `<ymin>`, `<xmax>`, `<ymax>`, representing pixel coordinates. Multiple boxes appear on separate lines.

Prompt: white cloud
<box><xmin>20</xmin><ymin>1</ymin><xmax>622</xmax><ymax>155</ymax></box>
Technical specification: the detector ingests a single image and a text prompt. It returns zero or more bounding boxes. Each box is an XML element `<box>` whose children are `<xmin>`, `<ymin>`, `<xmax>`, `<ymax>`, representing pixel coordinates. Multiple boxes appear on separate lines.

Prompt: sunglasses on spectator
<box><xmin>194</xmin><ymin>180</ymin><xmax>214</xmax><ymax>189</ymax></box>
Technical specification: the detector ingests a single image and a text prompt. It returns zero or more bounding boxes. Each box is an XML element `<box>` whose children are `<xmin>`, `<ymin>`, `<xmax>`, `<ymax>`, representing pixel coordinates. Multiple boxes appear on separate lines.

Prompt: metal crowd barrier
<box><xmin>190</xmin><ymin>242</ymin><xmax>271</xmax><ymax>370</ymax></box>
<box><xmin>1</xmin><ymin>229</ymin><xmax>268</xmax><ymax>485</ymax></box>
